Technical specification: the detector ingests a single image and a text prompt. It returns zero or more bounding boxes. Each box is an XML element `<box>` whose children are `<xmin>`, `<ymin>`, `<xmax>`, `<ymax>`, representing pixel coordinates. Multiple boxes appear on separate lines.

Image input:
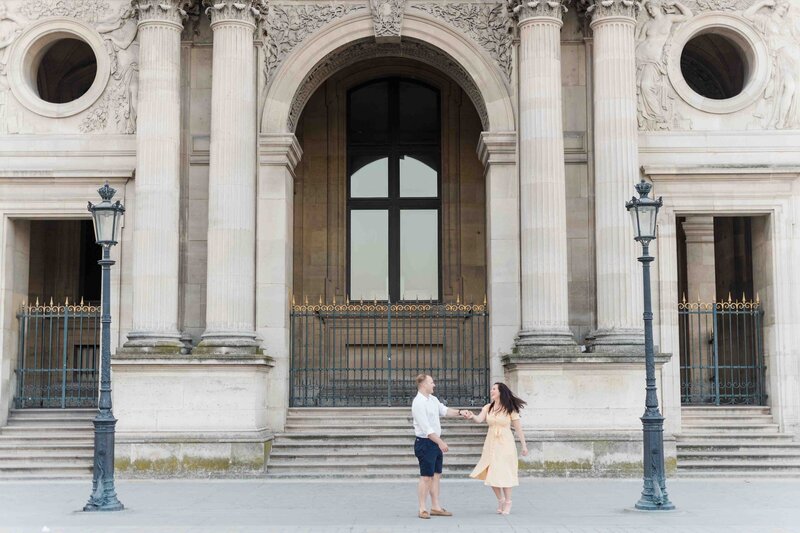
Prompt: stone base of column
<box><xmin>585</xmin><ymin>328</ymin><xmax>645</xmax><ymax>355</ymax></box>
<box><xmin>119</xmin><ymin>334</ymin><xmax>185</xmax><ymax>356</ymax></box>
<box><xmin>514</xmin><ymin>328</ymin><xmax>581</xmax><ymax>356</ymax></box>
<box><xmin>193</xmin><ymin>334</ymin><xmax>261</xmax><ymax>357</ymax></box>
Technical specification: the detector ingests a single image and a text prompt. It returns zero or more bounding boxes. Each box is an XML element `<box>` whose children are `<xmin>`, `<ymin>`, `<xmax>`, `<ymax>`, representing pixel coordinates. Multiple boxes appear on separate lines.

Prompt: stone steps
<box><xmin>267</xmin><ymin>408</ymin><xmax>484</xmax><ymax>478</ymax></box>
<box><xmin>0</xmin><ymin>409</ymin><xmax>94</xmax><ymax>480</ymax></box>
<box><xmin>676</xmin><ymin>406</ymin><xmax>800</xmax><ymax>478</ymax></box>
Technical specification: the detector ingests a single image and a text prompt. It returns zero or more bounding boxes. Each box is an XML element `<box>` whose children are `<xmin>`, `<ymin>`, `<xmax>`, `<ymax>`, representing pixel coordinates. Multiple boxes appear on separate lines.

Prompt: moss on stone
<box><xmin>542</xmin><ymin>460</ymin><xmax>593</xmax><ymax>474</ymax></box>
<box><xmin>130</xmin><ymin>457</ymin><xmax>181</xmax><ymax>473</ymax></box>
<box><xmin>182</xmin><ymin>457</ymin><xmax>232</xmax><ymax>471</ymax></box>
<box><xmin>665</xmin><ymin>456</ymin><xmax>678</xmax><ymax>475</ymax></box>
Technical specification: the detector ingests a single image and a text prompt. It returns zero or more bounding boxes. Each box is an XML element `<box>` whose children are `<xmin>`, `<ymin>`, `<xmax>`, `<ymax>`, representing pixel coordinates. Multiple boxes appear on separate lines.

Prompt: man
<box><xmin>411</xmin><ymin>374</ymin><xmax>462</xmax><ymax>519</ymax></box>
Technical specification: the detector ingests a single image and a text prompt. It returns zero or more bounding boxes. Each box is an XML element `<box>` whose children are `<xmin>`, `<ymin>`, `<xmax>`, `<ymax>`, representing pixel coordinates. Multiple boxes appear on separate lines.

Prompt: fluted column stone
<box><xmin>511</xmin><ymin>0</ymin><xmax>578</xmax><ymax>353</ymax></box>
<box><xmin>586</xmin><ymin>0</ymin><xmax>645</xmax><ymax>353</ymax></box>
<box><xmin>196</xmin><ymin>0</ymin><xmax>265</xmax><ymax>355</ymax></box>
<box><xmin>122</xmin><ymin>0</ymin><xmax>192</xmax><ymax>353</ymax></box>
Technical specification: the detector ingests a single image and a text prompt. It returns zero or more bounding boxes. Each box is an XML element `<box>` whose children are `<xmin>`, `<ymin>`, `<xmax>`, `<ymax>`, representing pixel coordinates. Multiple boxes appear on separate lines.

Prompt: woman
<box><xmin>459</xmin><ymin>383</ymin><xmax>528</xmax><ymax>515</ymax></box>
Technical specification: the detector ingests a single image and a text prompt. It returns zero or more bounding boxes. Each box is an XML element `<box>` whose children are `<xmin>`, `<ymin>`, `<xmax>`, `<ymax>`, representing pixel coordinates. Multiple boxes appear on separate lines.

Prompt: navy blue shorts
<box><xmin>414</xmin><ymin>437</ymin><xmax>443</xmax><ymax>477</ymax></box>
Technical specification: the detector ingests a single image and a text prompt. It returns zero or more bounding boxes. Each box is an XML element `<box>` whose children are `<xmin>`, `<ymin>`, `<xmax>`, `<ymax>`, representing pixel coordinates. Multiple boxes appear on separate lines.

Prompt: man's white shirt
<box><xmin>412</xmin><ymin>391</ymin><xmax>448</xmax><ymax>438</ymax></box>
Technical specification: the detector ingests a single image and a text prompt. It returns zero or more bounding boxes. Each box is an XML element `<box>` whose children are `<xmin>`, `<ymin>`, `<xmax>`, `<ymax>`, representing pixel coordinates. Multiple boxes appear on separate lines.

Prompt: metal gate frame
<box><xmin>679</xmin><ymin>295</ymin><xmax>766</xmax><ymax>405</ymax></box>
<box><xmin>290</xmin><ymin>299</ymin><xmax>489</xmax><ymax>407</ymax></box>
<box><xmin>14</xmin><ymin>299</ymin><xmax>101</xmax><ymax>409</ymax></box>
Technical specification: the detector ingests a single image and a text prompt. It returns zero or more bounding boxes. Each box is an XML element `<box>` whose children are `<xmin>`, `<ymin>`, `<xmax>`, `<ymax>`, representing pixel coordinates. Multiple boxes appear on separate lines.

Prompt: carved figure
<box><xmin>634</xmin><ymin>0</ymin><xmax>692</xmax><ymax>130</ymax></box>
<box><xmin>97</xmin><ymin>4</ymin><xmax>140</xmax><ymax>133</ymax></box>
<box><xmin>0</xmin><ymin>1</ymin><xmax>24</xmax><ymax>134</ymax></box>
<box><xmin>744</xmin><ymin>0</ymin><xmax>800</xmax><ymax>129</ymax></box>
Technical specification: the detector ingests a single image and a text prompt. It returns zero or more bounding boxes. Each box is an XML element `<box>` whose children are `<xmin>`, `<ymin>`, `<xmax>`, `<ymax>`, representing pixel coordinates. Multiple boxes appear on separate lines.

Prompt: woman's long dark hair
<box><xmin>490</xmin><ymin>382</ymin><xmax>526</xmax><ymax>414</ymax></box>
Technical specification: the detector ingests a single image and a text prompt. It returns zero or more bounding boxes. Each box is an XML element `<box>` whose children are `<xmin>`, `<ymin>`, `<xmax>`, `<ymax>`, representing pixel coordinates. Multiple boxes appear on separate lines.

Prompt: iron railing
<box><xmin>14</xmin><ymin>299</ymin><xmax>100</xmax><ymax>408</ymax></box>
<box><xmin>679</xmin><ymin>295</ymin><xmax>765</xmax><ymax>405</ymax></box>
<box><xmin>290</xmin><ymin>299</ymin><xmax>489</xmax><ymax>407</ymax></box>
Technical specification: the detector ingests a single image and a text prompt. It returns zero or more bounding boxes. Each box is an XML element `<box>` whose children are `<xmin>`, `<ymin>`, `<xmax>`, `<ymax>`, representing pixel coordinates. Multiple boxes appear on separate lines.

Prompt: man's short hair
<box><xmin>416</xmin><ymin>374</ymin><xmax>430</xmax><ymax>388</ymax></box>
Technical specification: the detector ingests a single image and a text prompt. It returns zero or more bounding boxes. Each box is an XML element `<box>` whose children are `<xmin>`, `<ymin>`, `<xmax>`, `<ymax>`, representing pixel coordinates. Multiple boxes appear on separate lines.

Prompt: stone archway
<box><xmin>256</xmin><ymin>10</ymin><xmax>518</xmax><ymax>428</ymax></box>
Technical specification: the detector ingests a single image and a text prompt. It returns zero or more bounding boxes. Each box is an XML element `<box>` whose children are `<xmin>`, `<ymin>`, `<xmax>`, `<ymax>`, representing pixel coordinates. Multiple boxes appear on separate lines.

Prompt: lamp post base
<box><xmin>635</xmin><ymin>411</ymin><xmax>674</xmax><ymax>511</ymax></box>
<box><xmin>84</xmin><ymin>414</ymin><xmax>124</xmax><ymax>512</ymax></box>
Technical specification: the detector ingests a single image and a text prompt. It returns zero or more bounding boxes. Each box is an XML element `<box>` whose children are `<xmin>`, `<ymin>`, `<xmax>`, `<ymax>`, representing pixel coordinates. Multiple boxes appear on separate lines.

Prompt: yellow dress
<box><xmin>469</xmin><ymin>406</ymin><xmax>520</xmax><ymax>487</ymax></box>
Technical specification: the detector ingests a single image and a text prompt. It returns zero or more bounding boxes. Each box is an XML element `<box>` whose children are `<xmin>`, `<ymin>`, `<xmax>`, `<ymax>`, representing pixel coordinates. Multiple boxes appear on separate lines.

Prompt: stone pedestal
<box><xmin>586</xmin><ymin>0</ymin><xmax>645</xmax><ymax>354</ymax></box>
<box><xmin>512</xmin><ymin>1</ymin><xmax>578</xmax><ymax>354</ymax></box>
<box><xmin>122</xmin><ymin>1</ymin><xmax>188</xmax><ymax>354</ymax></box>
<box><xmin>503</xmin><ymin>352</ymin><xmax>675</xmax><ymax>475</ymax></box>
<box><xmin>112</xmin><ymin>355</ymin><xmax>274</xmax><ymax>475</ymax></box>
<box><xmin>196</xmin><ymin>1</ymin><xmax>264</xmax><ymax>356</ymax></box>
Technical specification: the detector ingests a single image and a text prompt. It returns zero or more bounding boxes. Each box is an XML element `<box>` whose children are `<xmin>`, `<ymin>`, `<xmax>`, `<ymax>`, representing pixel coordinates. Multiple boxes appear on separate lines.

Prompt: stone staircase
<box><xmin>266</xmin><ymin>407</ymin><xmax>486</xmax><ymax>478</ymax></box>
<box><xmin>676</xmin><ymin>406</ymin><xmax>800</xmax><ymax>477</ymax></box>
<box><xmin>0</xmin><ymin>409</ymin><xmax>95</xmax><ymax>480</ymax></box>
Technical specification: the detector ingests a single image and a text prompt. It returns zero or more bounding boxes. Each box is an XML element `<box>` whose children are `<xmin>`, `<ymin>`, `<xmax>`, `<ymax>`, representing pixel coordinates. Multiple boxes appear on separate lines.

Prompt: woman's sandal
<box><xmin>496</xmin><ymin>498</ymin><xmax>505</xmax><ymax>514</ymax></box>
<box><xmin>501</xmin><ymin>500</ymin><xmax>513</xmax><ymax>515</ymax></box>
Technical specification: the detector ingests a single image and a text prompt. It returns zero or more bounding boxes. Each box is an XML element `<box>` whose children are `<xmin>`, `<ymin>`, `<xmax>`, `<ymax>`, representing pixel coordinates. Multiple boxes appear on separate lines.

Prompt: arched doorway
<box><xmin>289</xmin><ymin>59</ymin><xmax>488</xmax><ymax>406</ymax></box>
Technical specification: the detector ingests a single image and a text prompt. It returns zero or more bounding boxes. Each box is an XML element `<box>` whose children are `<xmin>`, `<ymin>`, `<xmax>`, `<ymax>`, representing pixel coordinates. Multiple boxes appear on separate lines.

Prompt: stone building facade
<box><xmin>0</xmin><ymin>0</ymin><xmax>798</xmax><ymax>475</ymax></box>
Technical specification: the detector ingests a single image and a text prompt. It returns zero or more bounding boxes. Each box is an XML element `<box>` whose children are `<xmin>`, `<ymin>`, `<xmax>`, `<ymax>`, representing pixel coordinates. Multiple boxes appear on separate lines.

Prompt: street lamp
<box><xmin>625</xmin><ymin>179</ymin><xmax>674</xmax><ymax>511</ymax></box>
<box><xmin>84</xmin><ymin>182</ymin><xmax>124</xmax><ymax>512</ymax></box>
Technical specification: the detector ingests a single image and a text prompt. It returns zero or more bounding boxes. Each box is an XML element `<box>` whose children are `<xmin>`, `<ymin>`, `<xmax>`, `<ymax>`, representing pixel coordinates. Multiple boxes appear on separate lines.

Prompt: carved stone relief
<box><xmin>635</xmin><ymin>0</ymin><xmax>693</xmax><ymax>130</ymax></box>
<box><xmin>408</xmin><ymin>2</ymin><xmax>513</xmax><ymax>82</ymax></box>
<box><xmin>370</xmin><ymin>0</ymin><xmax>405</xmax><ymax>40</ymax></box>
<box><xmin>0</xmin><ymin>1</ymin><xmax>24</xmax><ymax>133</ymax></box>
<box><xmin>287</xmin><ymin>38</ymin><xmax>489</xmax><ymax>131</ymax></box>
<box><xmin>261</xmin><ymin>3</ymin><xmax>367</xmax><ymax>81</ymax></box>
<box><xmin>632</xmin><ymin>0</ymin><xmax>800</xmax><ymax>130</ymax></box>
<box><xmin>743</xmin><ymin>0</ymin><xmax>800</xmax><ymax>129</ymax></box>
<box><xmin>97</xmin><ymin>3</ymin><xmax>140</xmax><ymax>133</ymax></box>
<box><xmin>19</xmin><ymin>0</ymin><xmax>112</xmax><ymax>22</ymax></box>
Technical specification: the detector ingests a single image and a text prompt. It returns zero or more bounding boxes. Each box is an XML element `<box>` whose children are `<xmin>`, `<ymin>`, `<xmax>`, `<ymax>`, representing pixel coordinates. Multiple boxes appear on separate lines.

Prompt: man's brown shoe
<box><xmin>418</xmin><ymin>510</ymin><xmax>430</xmax><ymax>519</ymax></box>
<box><xmin>430</xmin><ymin>508</ymin><xmax>453</xmax><ymax>517</ymax></box>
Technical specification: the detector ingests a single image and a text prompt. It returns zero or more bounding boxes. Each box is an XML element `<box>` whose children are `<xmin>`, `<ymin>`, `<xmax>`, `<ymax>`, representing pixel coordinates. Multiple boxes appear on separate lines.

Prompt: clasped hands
<box><xmin>457</xmin><ymin>409</ymin><xmax>475</xmax><ymax>420</ymax></box>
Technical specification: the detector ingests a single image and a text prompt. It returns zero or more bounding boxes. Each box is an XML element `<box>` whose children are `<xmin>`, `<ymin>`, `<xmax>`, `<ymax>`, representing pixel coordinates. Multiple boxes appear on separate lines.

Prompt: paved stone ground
<box><xmin>0</xmin><ymin>478</ymin><xmax>798</xmax><ymax>533</ymax></box>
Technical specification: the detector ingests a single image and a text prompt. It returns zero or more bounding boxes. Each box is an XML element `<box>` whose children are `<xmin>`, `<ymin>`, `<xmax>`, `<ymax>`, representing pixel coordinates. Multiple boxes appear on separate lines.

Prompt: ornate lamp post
<box><xmin>626</xmin><ymin>180</ymin><xmax>674</xmax><ymax>511</ymax></box>
<box><xmin>84</xmin><ymin>182</ymin><xmax>125</xmax><ymax>512</ymax></box>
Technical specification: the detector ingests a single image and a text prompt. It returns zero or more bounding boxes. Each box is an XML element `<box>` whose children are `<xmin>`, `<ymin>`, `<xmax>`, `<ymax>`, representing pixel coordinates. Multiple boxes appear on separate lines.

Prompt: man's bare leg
<box><xmin>431</xmin><ymin>473</ymin><xmax>443</xmax><ymax>510</ymax></box>
<box><xmin>418</xmin><ymin>476</ymin><xmax>432</xmax><ymax>512</ymax></box>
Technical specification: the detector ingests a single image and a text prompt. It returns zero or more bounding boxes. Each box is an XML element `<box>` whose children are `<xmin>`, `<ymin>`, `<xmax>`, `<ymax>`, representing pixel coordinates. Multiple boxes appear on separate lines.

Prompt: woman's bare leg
<box><xmin>491</xmin><ymin>486</ymin><xmax>504</xmax><ymax>513</ymax></box>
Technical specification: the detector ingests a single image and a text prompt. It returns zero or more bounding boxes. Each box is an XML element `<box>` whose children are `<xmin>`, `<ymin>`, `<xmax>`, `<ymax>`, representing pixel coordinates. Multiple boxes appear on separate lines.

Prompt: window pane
<box><xmin>349</xmin><ymin>81</ymin><xmax>389</xmax><ymax>144</ymax></box>
<box><xmin>398</xmin><ymin>81</ymin><xmax>438</xmax><ymax>143</ymax></box>
<box><xmin>400</xmin><ymin>210</ymin><xmax>438</xmax><ymax>300</ymax></box>
<box><xmin>351</xmin><ymin>155</ymin><xmax>388</xmax><ymax>198</ymax></box>
<box><xmin>400</xmin><ymin>154</ymin><xmax>438</xmax><ymax>197</ymax></box>
<box><xmin>351</xmin><ymin>210</ymin><xmax>389</xmax><ymax>300</ymax></box>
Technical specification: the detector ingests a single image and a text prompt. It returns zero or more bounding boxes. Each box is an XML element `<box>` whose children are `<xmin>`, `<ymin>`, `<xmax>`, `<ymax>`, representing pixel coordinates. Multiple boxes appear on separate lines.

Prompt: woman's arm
<box><xmin>511</xmin><ymin>418</ymin><xmax>528</xmax><ymax>456</ymax></box>
<box><xmin>461</xmin><ymin>404</ymin><xmax>490</xmax><ymax>424</ymax></box>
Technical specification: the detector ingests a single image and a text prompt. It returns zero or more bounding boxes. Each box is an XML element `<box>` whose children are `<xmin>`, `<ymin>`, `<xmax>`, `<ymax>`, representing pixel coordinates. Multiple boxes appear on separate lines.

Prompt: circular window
<box><xmin>667</xmin><ymin>14</ymin><xmax>770</xmax><ymax>114</ymax></box>
<box><xmin>680</xmin><ymin>33</ymin><xmax>746</xmax><ymax>100</ymax></box>
<box><xmin>9</xmin><ymin>18</ymin><xmax>110</xmax><ymax>118</ymax></box>
<box><xmin>36</xmin><ymin>38</ymin><xmax>98</xmax><ymax>104</ymax></box>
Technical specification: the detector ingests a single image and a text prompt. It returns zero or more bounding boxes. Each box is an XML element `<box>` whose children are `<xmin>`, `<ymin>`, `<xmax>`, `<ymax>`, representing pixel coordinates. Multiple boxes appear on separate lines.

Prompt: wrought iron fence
<box><xmin>679</xmin><ymin>295</ymin><xmax>765</xmax><ymax>405</ymax></box>
<box><xmin>14</xmin><ymin>299</ymin><xmax>101</xmax><ymax>408</ymax></box>
<box><xmin>290</xmin><ymin>299</ymin><xmax>489</xmax><ymax>407</ymax></box>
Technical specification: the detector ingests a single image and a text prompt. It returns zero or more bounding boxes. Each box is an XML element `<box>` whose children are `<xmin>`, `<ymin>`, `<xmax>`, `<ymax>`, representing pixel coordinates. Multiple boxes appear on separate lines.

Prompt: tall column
<box><xmin>586</xmin><ymin>0</ymin><xmax>644</xmax><ymax>353</ymax></box>
<box><xmin>196</xmin><ymin>0</ymin><xmax>265</xmax><ymax>355</ymax></box>
<box><xmin>511</xmin><ymin>1</ymin><xmax>578</xmax><ymax>352</ymax></box>
<box><xmin>123</xmin><ymin>0</ymin><xmax>191</xmax><ymax>353</ymax></box>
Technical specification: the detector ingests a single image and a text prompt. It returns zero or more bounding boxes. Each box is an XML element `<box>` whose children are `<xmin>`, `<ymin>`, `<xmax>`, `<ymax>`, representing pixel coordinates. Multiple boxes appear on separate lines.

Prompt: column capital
<box><xmin>204</xmin><ymin>0</ymin><xmax>267</xmax><ymax>27</ymax></box>
<box><xmin>477</xmin><ymin>131</ymin><xmax>517</xmax><ymax>167</ymax></box>
<box><xmin>259</xmin><ymin>133</ymin><xmax>304</xmax><ymax>170</ymax></box>
<box><xmin>508</xmin><ymin>0</ymin><xmax>567</xmax><ymax>24</ymax></box>
<box><xmin>134</xmin><ymin>0</ymin><xmax>196</xmax><ymax>28</ymax></box>
<box><xmin>585</xmin><ymin>0</ymin><xmax>640</xmax><ymax>23</ymax></box>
